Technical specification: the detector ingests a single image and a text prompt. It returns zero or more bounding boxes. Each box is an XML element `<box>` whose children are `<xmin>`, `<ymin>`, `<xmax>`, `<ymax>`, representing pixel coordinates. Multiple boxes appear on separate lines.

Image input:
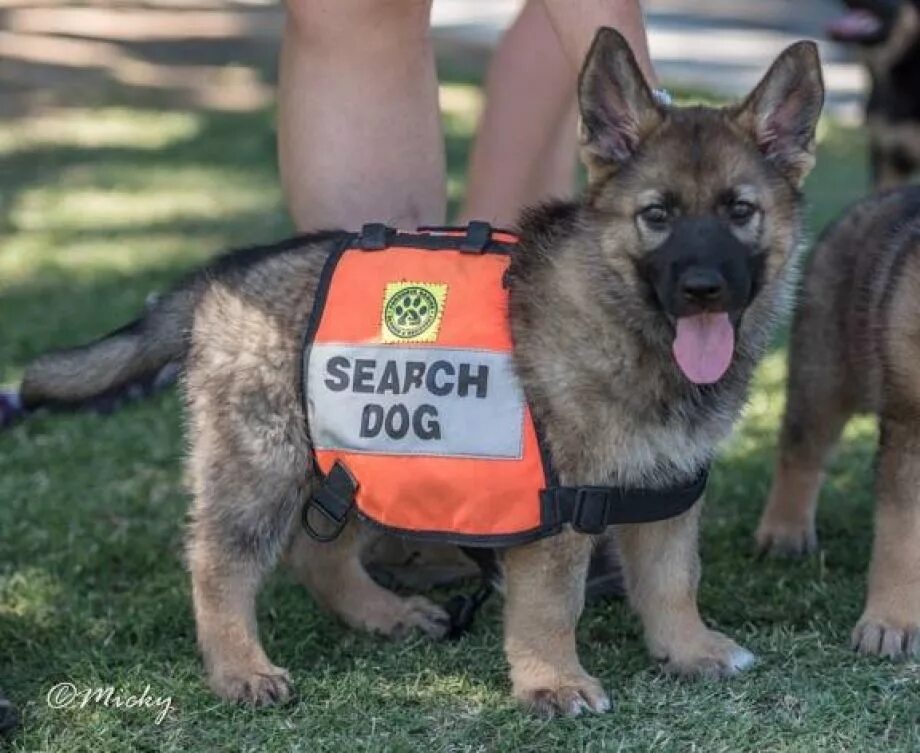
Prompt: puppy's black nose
<box><xmin>679</xmin><ymin>268</ymin><xmax>727</xmax><ymax>304</ymax></box>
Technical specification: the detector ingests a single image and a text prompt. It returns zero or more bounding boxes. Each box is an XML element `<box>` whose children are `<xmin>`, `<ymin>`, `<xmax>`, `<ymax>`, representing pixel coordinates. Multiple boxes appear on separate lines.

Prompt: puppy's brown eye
<box><xmin>728</xmin><ymin>200</ymin><xmax>757</xmax><ymax>224</ymax></box>
<box><xmin>639</xmin><ymin>204</ymin><xmax>669</xmax><ymax>229</ymax></box>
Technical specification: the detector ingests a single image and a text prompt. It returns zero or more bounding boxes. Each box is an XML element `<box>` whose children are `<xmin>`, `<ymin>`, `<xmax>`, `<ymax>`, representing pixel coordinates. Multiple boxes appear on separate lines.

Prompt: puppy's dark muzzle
<box><xmin>641</xmin><ymin>217</ymin><xmax>756</xmax><ymax>321</ymax></box>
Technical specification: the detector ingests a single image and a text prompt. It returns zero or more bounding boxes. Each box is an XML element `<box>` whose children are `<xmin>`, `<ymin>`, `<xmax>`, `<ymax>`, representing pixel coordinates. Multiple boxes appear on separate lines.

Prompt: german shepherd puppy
<box><xmin>14</xmin><ymin>31</ymin><xmax>824</xmax><ymax>715</ymax></box>
<box><xmin>756</xmin><ymin>186</ymin><xmax>920</xmax><ymax>659</ymax></box>
<box><xmin>828</xmin><ymin>0</ymin><xmax>920</xmax><ymax>187</ymax></box>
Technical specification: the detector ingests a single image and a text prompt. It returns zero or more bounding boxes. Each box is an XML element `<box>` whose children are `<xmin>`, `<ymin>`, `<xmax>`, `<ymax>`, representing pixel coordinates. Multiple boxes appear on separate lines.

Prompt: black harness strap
<box><xmin>540</xmin><ymin>466</ymin><xmax>709</xmax><ymax>535</ymax></box>
<box><xmin>304</xmin><ymin>462</ymin><xmax>710</xmax><ymax>542</ymax></box>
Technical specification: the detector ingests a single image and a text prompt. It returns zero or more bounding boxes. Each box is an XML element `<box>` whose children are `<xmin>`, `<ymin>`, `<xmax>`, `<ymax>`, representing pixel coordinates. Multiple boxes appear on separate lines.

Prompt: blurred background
<box><xmin>0</xmin><ymin>0</ymin><xmax>865</xmax><ymax>118</ymax></box>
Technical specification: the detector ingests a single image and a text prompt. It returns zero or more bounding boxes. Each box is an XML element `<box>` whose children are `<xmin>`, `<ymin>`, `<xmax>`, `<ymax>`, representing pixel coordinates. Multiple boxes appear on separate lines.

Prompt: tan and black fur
<box><xmin>16</xmin><ymin>32</ymin><xmax>824</xmax><ymax>715</ymax></box>
<box><xmin>756</xmin><ymin>186</ymin><xmax>920</xmax><ymax>659</ymax></box>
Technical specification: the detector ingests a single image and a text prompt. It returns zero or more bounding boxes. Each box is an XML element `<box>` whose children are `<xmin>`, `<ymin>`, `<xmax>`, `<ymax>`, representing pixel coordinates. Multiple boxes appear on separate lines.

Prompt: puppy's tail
<box><xmin>9</xmin><ymin>286</ymin><xmax>198</xmax><ymax>422</ymax></box>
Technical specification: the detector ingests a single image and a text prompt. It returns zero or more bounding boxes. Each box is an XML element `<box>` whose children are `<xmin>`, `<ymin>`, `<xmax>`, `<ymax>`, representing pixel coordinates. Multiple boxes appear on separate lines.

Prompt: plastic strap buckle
<box><xmin>302</xmin><ymin>461</ymin><xmax>357</xmax><ymax>542</ymax></box>
<box><xmin>571</xmin><ymin>488</ymin><xmax>611</xmax><ymax>534</ymax></box>
<box><xmin>460</xmin><ymin>221</ymin><xmax>492</xmax><ymax>252</ymax></box>
<box><xmin>357</xmin><ymin>223</ymin><xmax>391</xmax><ymax>250</ymax></box>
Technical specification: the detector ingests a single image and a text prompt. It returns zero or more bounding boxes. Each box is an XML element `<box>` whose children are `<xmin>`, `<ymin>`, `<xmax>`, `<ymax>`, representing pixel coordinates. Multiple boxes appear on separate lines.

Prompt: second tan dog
<box><xmin>757</xmin><ymin>185</ymin><xmax>920</xmax><ymax>659</ymax></box>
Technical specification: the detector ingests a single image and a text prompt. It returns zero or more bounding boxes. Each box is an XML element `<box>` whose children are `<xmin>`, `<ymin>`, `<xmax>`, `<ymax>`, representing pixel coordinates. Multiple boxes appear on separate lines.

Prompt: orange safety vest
<box><xmin>301</xmin><ymin>223</ymin><xmax>708</xmax><ymax>547</ymax></box>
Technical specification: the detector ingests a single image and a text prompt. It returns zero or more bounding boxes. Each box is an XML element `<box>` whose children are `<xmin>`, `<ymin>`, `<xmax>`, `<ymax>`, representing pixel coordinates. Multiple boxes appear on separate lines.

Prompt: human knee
<box><xmin>284</xmin><ymin>0</ymin><xmax>433</xmax><ymax>47</ymax></box>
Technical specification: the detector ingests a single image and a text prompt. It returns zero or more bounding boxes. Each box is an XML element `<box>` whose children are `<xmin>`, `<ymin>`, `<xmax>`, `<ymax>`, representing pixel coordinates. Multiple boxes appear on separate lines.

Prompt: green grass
<box><xmin>3</xmin><ymin>87</ymin><xmax>918</xmax><ymax>752</ymax></box>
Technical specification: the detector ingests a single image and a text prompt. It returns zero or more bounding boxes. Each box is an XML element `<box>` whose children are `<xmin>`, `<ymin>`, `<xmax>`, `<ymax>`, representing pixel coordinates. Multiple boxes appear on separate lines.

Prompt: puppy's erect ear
<box><xmin>578</xmin><ymin>27</ymin><xmax>663</xmax><ymax>179</ymax></box>
<box><xmin>733</xmin><ymin>41</ymin><xmax>825</xmax><ymax>187</ymax></box>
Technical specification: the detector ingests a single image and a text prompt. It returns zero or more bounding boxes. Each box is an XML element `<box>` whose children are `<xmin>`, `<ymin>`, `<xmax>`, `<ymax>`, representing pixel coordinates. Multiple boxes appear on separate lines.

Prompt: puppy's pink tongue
<box><xmin>672</xmin><ymin>312</ymin><xmax>735</xmax><ymax>384</ymax></box>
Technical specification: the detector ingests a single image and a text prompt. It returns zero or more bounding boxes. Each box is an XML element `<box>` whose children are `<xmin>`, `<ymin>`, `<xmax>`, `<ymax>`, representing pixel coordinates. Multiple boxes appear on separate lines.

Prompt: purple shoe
<box><xmin>0</xmin><ymin>389</ymin><xmax>24</xmax><ymax>429</ymax></box>
<box><xmin>0</xmin><ymin>692</ymin><xmax>18</xmax><ymax>736</ymax></box>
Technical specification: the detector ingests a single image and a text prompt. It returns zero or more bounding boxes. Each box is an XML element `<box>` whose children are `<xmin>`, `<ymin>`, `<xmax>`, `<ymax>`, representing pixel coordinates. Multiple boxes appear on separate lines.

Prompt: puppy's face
<box><xmin>576</xmin><ymin>30</ymin><xmax>824</xmax><ymax>384</ymax></box>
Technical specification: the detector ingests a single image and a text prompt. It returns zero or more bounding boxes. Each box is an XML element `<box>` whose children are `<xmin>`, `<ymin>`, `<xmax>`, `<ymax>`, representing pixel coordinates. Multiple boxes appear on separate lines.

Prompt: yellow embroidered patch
<box><xmin>381</xmin><ymin>282</ymin><xmax>448</xmax><ymax>343</ymax></box>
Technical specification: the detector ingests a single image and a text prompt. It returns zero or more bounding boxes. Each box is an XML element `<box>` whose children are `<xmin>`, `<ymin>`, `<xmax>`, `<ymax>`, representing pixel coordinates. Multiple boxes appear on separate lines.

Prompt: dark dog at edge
<box><xmin>829</xmin><ymin>0</ymin><xmax>920</xmax><ymax>187</ymax></box>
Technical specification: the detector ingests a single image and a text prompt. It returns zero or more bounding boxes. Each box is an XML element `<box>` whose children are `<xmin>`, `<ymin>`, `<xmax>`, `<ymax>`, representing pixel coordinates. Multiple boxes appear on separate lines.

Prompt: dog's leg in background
<box><xmin>853</xmin><ymin>262</ymin><xmax>920</xmax><ymax>658</ymax></box>
<box><xmin>756</xmin><ymin>386</ymin><xmax>852</xmax><ymax>556</ymax></box>
<box><xmin>618</xmin><ymin>503</ymin><xmax>755</xmax><ymax>677</ymax></box>
<box><xmin>851</xmin><ymin>421</ymin><xmax>920</xmax><ymax>658</ymax></box>
<box><xmin>756</xmin><ymin>269</ymin><xmax>855</xmax><ymax>556</ymax></box>
<box><xmin>503</xmin><ymin>530</ymin><xmax>609</xmax><ymax>718</ymax></box>
<box><xmin>284</xmin><ymin>522</ymin><xmax>451</xmax><ymax>639</ymax></box>
<box><xmin>870</xmin><ymin>136</ymin><xmax>919</xmax><ymax>190</ymax></box>
<box><xmin>853</xmin><ymin>264</ymin><xmax>920</xmax><ymax>658</ymax></box>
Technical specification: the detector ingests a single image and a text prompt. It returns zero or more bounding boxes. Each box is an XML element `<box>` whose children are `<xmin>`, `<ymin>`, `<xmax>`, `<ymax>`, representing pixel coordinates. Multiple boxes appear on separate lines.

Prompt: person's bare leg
<box><xmin>278</xmin><ymin>0</ymin><xmax>446</xmax><ymax>231</ymax></box>
<box><xmin>531</xmin><ymin>103</ymin><xmax>579</xmax><ymax>204</ymax></box>
<box><xmin>460</xmin><ymin>0</ymin><xmax>577</xmax><ymax>226</ymax></box>
<box><xmin>462</xmin><ymin>0</ymin><xmax>654</xmax><ymax>227</ymax></box>
<box><xmin>543</xmin><ymin>0</ymin><xmax>656</xmax><ymax>84</ymax></box>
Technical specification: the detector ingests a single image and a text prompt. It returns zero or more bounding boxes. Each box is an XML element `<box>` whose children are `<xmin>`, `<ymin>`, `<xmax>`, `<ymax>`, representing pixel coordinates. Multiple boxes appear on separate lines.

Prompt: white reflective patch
<box><xmin>306</xmin><ymin>343</ymin><xmax>526</xmax><ymax>459</ymax></box>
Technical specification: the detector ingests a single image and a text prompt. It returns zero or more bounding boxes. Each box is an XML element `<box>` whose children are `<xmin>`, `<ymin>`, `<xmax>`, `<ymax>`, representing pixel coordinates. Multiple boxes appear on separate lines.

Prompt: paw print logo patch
<box><xmin>381</xmin><ymin>282</ymin><xmax>448</xmax><ymax>343</ymax></box>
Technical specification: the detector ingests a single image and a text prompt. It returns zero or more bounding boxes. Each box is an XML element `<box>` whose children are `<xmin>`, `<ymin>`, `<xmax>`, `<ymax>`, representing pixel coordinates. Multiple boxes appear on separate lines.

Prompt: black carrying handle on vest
<box><xmin>356</xmin><ymin>222</ymin><xmax>498</xmax><ymax>253</ymax></box>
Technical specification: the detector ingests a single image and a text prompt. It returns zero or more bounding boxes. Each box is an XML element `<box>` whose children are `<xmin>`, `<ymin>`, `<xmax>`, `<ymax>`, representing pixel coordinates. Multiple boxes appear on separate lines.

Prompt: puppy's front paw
<box><xmin>660</xmin><ymin>629</ymin><xmax>756</xmax><ymax>678</ymax></box>
<box><xmin>755</xmin><ymin>516</ymin><xmax>818</xmax><ymax>558</ymax></box>
<box><xmin>852</xmin><ymin>615</ymin><xmax>920</xmax><ymax>660</ymax></box>
<box><xmin>514</xmin><ymin>673</ymin><xmax>611</xmax><ymax>719</ymax></box>
<box><xmin>208</xmin><ymin>663</ymin><xmax>293</xmax><ymax>707</ymax></box>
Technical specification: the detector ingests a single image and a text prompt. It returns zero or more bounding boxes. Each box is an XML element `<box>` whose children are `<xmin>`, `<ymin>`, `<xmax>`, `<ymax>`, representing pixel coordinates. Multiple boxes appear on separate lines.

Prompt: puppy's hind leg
<box><xmin>188</xmin><ymin>439</ymin><xmax>304</xmax><ymax>706</ymax></box>
<box><xmin>285</xmin><ymin>522</ymin><xmax>451</xmax><ymax>640</ymax></box>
